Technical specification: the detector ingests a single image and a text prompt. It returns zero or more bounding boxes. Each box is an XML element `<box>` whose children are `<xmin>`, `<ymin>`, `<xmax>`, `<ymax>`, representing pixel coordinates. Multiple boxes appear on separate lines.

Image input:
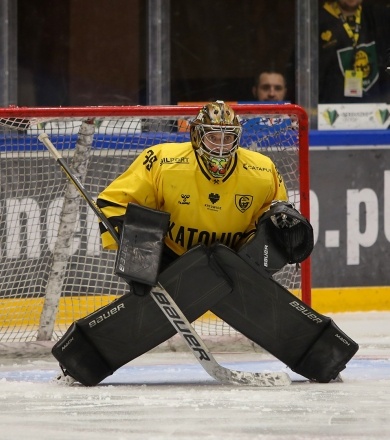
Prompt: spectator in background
<box><xmin>252</xmin><ymin>70</ymin><xmax>287</xmax><ymax>102</ymax></box>
<box><xmin>246</xmin><ymin>71</ymin><xmax>292</xmax><ymax>135</ymax></box>
<box><xmin>319</xmin><ymin>0</ymin><xmax>390</xmax><ymax>103</ymax></box>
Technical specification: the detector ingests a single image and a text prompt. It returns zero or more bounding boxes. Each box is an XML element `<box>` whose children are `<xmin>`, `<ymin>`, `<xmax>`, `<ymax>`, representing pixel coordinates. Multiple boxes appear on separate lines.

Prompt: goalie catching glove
<box><xmin>261</xmin><ymin>200</ymin><xmax>314</xmax><ymax>264</ymax></box>
<box><xmin>237</xmin><ymin>200</ymin><xmax>313</xmax><ymax>278</ymax></box>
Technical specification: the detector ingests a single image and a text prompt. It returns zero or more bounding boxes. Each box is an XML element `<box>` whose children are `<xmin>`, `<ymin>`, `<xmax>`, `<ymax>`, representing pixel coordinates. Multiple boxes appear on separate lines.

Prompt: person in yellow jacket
<box><xmin>97</xmin><ymin>100</ymin><xmax>288</xmax><ymax>270</ymax></box>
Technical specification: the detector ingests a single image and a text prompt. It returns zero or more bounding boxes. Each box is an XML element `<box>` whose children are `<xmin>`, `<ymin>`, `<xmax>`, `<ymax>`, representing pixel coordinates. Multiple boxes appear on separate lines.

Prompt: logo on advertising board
<box><xmin>318</xmin><ymin>104</ymin><xmax>390</xmax><ymax>130</ymax></box>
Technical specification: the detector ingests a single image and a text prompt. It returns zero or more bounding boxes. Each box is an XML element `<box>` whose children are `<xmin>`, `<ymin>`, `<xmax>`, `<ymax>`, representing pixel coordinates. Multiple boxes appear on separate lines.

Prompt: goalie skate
<box><xmin>51</xmin><ymin>366</ymin><xmax>77</xmax><ymax>386</ymax></box>
<box><xmin>331</xmin><ymin>373</ymin><xmax>343</xmax><ymax>383</ymax></box>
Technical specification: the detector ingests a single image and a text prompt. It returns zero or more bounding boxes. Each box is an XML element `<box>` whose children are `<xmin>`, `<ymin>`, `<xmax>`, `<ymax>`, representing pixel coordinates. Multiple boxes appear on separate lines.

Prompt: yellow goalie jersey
<box><xmin>97</xmin><ymin>141</ymin><xmax>288</xmax><ymax>256</ymax></box>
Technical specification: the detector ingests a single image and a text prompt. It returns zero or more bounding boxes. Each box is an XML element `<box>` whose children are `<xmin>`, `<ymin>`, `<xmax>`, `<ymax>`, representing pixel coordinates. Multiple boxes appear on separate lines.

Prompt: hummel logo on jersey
<box><xmin>235</xmin><ymin>194</ymin><xmax>253</xmax><ymax>212</ymax></box>
<box><xmin>209</xmin><ymin>193</ymin><xmax>220</xmax><ymax>204</ymax></box>
<box><xmin>179</xmin><ymin>194</ymin><xmax>190</xmax><ymax>205</ymax></box>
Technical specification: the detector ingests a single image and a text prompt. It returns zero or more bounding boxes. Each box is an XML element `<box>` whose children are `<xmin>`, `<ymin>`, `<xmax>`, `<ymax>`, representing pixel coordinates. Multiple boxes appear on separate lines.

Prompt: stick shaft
<box><xmin>38</xmin><ymin>133</ymin><xmax>120</xmax><ymax>245</ymax></box>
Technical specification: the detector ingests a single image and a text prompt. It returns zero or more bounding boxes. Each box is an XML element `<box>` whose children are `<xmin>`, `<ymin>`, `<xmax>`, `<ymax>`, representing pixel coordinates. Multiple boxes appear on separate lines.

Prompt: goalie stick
<box><xmin>38</xmin><ymin>132</ymin><xmax>291</xmax><ymax>387</ymax></box>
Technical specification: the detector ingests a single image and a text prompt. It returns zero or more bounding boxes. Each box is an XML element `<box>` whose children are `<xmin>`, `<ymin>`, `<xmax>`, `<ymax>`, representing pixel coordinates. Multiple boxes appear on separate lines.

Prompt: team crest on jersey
<box><xmin>235</xmin><ymin>194</ymin><xmax>253</xmax><ymax>213</ymax></box>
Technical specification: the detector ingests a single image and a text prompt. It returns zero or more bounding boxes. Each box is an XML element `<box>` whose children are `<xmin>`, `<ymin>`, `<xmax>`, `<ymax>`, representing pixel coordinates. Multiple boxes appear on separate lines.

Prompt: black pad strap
<box><xmin>115</xmin><ymin>203</ymin><xmax>170</xmax><ymax>285</ymax></box>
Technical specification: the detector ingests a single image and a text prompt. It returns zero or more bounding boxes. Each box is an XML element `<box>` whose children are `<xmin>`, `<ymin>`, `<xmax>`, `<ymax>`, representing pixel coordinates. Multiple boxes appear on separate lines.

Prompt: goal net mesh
<box><xmin>0</xmin><ymin>104</ymin><xmax>310</xmax><ymax>352</ymax></box>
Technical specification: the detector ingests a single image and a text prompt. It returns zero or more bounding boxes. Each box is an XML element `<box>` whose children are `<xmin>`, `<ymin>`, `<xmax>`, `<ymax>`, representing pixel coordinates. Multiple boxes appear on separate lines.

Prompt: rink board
<box><xmin>1</xmin><ymin>285</ymin><xmax>390</xmax><ymax>333</ymax></box>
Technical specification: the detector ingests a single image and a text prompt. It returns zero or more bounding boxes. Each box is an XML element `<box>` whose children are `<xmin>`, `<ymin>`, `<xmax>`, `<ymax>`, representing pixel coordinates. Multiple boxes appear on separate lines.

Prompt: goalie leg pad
<box><xmin>52</xmin><ymin>322</ymin><xmax>113</xmax><ymax>387</ymax></box>
<box><xmin>52</xmin><ymin>244</ymin><xmax>232</xmax><ymax>386</ymax></box>
<box><xmin>292</xmin><ymin>319</ymin><xmax>359</xmax><ymax>382</ymax></box>
<box><xmin>210</xmin><ymin>244</ymin><xmax>358</xmax><ymax>382</ymax></box>
<box><xmin>114</xmin><ymin>203</ymin><xmax>170</xmax><ymax>286</ymax></box>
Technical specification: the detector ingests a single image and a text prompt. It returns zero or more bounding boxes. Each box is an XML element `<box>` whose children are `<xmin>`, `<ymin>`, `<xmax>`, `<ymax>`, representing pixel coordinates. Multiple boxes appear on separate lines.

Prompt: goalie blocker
<box><xmin>52</xmin><ymin>203</ymin><xmax>358</xmax><ymax>385</ymax></box>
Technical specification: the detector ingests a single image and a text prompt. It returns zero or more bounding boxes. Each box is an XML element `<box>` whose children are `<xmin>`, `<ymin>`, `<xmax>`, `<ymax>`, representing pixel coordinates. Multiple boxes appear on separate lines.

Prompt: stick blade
<box><xmin>211</xmin><ymin>367</ymin><xmax>291</xmax><ymax>387</ymax></box>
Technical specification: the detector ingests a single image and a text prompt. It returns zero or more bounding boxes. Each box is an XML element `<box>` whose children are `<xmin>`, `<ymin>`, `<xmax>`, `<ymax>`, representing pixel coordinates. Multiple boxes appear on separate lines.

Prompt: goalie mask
<box><xmin>190</xmin><ymin>101</ymin><xmax>242</xmax><ymax>178</ymax></box>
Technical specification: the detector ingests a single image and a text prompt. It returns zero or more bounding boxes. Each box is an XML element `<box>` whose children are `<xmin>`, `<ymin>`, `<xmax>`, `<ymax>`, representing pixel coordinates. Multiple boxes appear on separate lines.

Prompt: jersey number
<box><xmin>143</xmin><ymin>150</ymin><xmax>158</xmax><ymax>171</ymax></box>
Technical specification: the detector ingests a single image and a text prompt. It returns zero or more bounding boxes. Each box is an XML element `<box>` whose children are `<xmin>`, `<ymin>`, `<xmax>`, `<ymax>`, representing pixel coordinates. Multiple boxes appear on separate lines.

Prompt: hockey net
<box><xmin>0</xmin><ymin>104</ymin><xmax>310</xmax><ymax>354</ymax></box>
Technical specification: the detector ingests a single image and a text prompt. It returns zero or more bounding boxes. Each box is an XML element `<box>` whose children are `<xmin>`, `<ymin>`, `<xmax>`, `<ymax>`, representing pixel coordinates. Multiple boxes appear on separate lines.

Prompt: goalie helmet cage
<box><xmin>0</xmin><ymin>103</ymin><xmax>310</xmax><ymax>354</ymax></box>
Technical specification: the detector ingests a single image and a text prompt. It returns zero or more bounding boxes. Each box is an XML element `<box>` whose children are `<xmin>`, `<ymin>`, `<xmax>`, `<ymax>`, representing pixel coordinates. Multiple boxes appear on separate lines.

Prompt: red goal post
<box><xmin>0</xmin><ymin>103</ymin><xmax>310</xmax><ymax>351</ymax></box>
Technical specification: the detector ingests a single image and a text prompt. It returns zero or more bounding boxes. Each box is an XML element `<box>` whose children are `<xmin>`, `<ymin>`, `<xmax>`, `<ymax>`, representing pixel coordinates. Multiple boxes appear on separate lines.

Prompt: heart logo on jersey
<box><xmin>209</xmin><ymin>193</ymin><xmax>220</xmax><ymax>204</ymax></box>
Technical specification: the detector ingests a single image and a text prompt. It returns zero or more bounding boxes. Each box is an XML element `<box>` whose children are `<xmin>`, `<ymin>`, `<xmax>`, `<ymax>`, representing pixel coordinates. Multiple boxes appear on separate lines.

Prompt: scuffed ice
<box><xmin>0</xmin><ymin>312</ymin><xmax>389</xmax><ymax>440</ymax></box>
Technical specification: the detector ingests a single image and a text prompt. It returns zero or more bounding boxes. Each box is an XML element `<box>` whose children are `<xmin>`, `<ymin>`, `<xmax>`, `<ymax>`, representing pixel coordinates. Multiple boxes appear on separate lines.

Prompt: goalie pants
<box><xmin>52</xmin><ymin>244</ymin><xmax>358</xmax><ymax>386</ymax></box>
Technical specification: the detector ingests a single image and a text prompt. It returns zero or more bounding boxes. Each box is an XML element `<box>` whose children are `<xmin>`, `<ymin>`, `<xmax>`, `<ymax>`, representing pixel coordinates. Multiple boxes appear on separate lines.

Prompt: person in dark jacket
<box><xmin>319</xmin><ymin>0</ymin><xmax>390</xmax><ymax>103</ymax></box>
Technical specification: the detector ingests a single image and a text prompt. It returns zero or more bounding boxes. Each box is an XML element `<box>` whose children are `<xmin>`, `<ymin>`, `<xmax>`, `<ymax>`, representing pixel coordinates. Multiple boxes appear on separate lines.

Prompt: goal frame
<box><xmin>0</xmin><ymin>103</ymin><xmax>311</xmax><ymax>350</ymax></box>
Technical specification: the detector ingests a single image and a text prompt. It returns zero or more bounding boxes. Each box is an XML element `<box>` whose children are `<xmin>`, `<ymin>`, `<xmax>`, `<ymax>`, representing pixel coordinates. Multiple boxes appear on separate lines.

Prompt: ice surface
<box><xmin>0</xmin><ymin>312</ymin><xmax>389</xmax><ymax>440</ymax></box>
